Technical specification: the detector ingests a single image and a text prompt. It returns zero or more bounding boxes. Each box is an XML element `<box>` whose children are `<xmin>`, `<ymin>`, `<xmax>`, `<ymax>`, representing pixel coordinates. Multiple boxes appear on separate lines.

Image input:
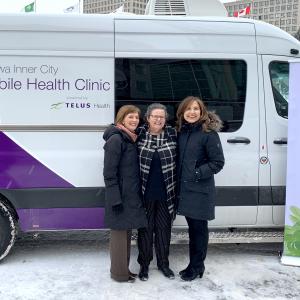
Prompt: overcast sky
<box><xmin>0</xmin><ymin>0</ymin><xmax>233</xmax><ymax>13</ymax></box>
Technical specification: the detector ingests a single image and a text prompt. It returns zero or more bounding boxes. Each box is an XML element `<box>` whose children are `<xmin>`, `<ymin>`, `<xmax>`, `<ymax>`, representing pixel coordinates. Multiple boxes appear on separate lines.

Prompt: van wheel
<box><xmin>0</xmin><ymin>201</ymin><xmax>17</xmax><ymax>261</ymax></box>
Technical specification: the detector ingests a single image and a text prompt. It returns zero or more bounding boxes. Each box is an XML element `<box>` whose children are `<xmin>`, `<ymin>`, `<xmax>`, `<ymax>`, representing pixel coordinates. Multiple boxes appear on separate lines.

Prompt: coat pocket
<box><xmin>182</xmin><ymin>181</ymin><xmax>210</xmax><ymax>194</ymax></box>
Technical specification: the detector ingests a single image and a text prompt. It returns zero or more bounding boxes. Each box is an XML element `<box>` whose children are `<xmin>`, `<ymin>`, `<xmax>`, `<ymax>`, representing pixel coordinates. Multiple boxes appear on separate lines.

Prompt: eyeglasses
<box><xmin>150</xmin><ymin>115</ymin><xmax>166</xmax><ymax>120</ymax></box>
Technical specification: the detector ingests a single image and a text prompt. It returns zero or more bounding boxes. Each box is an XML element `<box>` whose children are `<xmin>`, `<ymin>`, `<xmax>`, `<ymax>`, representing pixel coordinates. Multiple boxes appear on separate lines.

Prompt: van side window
<box><xmin>269</xmin><ymin>61</ymin><xmax>289</xmax><ymax>119</ymax></box>
<box><xmin>115</xmin><ymin>59</ymin><xmax>247</xmax><ymax>132</ymax></box>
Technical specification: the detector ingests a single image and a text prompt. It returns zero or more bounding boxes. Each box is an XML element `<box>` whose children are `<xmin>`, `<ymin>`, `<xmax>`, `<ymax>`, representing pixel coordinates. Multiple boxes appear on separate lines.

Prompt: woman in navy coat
<box><xmin>176</xmin><ymin>96</ymin><xmax>225</xmax><ymax>281</ymax></box>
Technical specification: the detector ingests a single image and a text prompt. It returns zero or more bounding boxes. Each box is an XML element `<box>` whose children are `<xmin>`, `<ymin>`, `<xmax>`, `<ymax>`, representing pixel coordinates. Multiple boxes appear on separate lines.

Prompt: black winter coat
<box><xmin>103</xmin><ymin>125</ymin><xmax>147</xmax><ymax>230</ymax></box>
<box><xmin>177</xmin><ymin>113</ymin><xmax>225</xmax><ymax>221</ymax></box>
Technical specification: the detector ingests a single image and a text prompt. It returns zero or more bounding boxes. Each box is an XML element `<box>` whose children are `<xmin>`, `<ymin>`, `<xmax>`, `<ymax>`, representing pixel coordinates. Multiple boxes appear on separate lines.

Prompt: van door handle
<box><xmin>227</xmin><ymin>137</ymin><xmax>250</xmax><ymax>144</ymax></box>
<box><xmin>273</xmin><ymin>138</ymin><xmax>287</xmax><ymax>145</ymax></box>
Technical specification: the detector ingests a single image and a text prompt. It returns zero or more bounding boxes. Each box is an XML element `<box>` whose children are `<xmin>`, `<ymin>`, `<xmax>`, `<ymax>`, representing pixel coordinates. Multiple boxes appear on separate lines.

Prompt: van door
<box><xmin>115</xmin><ymin>18</ymin><xmax>259</xmax><ymax>226</ymax></box>
<box><xmin>210</xmin><ymin>54</ymin><xmax>259</xmax><ymax>226</ymax></box>
<box><xmin>262</xmin><ymin>56</ymin><xmax>289</xmax><ymax>225</ymax></box>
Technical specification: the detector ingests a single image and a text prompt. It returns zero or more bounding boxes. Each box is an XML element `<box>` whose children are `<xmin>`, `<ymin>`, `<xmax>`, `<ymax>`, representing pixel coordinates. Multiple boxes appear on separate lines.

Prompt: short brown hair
<box><xmin>115</xmin><ymin>105</ymin><xmax>141</xmax><ymax>124</ymax></box>
<box><xmin>176</xmin><ymin>96</ymin><xmax>209</xmax><ymax>132</ymax></box>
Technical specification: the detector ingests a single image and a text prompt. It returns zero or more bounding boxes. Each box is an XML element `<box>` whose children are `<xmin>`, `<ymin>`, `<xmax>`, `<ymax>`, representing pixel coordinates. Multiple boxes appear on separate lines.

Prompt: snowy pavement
<box><xmin>0</xmin><ymin>231</ymin><xmax>300</xmax><ymax>300</ymax></box>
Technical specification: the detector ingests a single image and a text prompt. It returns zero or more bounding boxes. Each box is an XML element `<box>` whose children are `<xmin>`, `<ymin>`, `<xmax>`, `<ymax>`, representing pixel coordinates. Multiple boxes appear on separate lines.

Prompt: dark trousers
<box><xmin>110</xmin><ymin>230</ymin><xmax>132</xmax><ymax>281</ymax></box>
<box><xmin>137</xmin><ymin>200</ymin><xmax>172</xmax><ymax>268</ymax></box>
<box><xmin>186</xmin><ymin>217</ymin><xmax>208</xmax><ymax>271</ymax></box>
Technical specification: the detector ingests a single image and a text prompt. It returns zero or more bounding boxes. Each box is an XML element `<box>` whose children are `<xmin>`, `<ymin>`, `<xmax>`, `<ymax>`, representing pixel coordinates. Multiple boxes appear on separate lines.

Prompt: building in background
<box><xmin>224</xmin><ymin>0</ymin><xmax>300</xmax><ymax>35</ymax></box>
<box><xmin>83</xmin><ymin>0</ymin><xmax>300</xmax><ymax>36</ymax></box>
<box><xmin>83</xmin><ymin>0</ymin><xmax>148</xmax><ymax>14</ymax></box>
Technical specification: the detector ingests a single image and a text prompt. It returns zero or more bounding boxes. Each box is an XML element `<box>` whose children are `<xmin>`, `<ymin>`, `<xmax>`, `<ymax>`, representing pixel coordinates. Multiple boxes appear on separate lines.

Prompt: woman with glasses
<box><xmin>136</xmin><ymin>103</ymin><xmax>177</xmax><ymax>281</ymax></box>
<box><xmin>176</xmin><ymin>96</ymin><xmax>225</xmax><ymax>281</ymax></box>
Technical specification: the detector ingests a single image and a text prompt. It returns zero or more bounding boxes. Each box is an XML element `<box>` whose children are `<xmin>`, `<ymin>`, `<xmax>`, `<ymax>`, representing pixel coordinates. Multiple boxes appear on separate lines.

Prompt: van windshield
<box><xmin>269</xmin><ymin>61</ymin><xmax>289</xmax><ymax>118</ymax></box>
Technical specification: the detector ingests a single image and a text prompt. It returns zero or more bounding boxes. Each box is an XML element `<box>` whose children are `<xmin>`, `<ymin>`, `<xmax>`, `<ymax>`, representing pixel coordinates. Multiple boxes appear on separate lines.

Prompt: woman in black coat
<box><xmin>176</xmin><ymin>96</ymin><xmax>225</xmax><ymax>281</ymax></box>
<box><xmin>103</xmin><ymin>105</ymin><xmax>147</xmax><ymax>283</ymax></box>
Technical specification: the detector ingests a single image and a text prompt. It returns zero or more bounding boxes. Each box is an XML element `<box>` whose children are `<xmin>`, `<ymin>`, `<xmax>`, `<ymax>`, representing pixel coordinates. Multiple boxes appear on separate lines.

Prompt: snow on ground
<box><xmin>0</xmin><ymin>231</ymin><xmax>300</xmax><ymax>300</ymax></box>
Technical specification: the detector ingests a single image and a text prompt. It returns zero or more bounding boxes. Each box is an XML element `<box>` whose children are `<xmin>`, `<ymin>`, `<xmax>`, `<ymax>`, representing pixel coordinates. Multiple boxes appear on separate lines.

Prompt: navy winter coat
<box><xmin>177</xmin><ymin>113</ymin><xmax>225</xmax><ymax>221</ymax></box>
<box><xmin>103</xmin><ymin>125</ymin><xmax>147</xmax><ymax>230</ymax></box>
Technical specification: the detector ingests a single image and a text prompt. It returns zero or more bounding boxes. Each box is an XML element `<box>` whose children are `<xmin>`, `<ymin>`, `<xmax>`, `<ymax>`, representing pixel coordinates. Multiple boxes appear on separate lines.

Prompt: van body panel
<box><xmin>16</xmin><ymin>208</ymin><xmax>105</xmax><ymax>231</ymax></box>
<box><xmin>256</xmin><ymin>205</ymin><xmax>275</xmax><ymax>227</ymax></box>
<box><xmin>115</xmin><ymin>19</ymin><xmax>256</xmax><ymax>54</ymax></box>
<box><xmin>273</xmin><ymin>206</ymin><xmax>285</xmax><ymax>225</ymax></box>
<box><xmin>2</xmin><ymin>131</ymin><xmax>104</xmax><ymax>187</ymax></box>
<box><xmin>0</xmin><ymin>14</ymin><xmax>114</xmax><ymax>52</ymax></box>
<box><xmin>0</xmin><ymin>14</ymin><xmax>114</xmax><ymax>32</ymax></box>
<box><xmin>0</xmin><ymin>55</ymin><xmax>114</xmax><ymax>126</ymax></box>
<box><xmin>255</xmin><ymin>22</ymin><xmax>300</xmax><ymax>56</ymax></box>
<box><xmin>114</xmin><ymin>19</ymin><xmax>259</xmax><ymax>226</ymax></box>
<box><xmin>0</xmin><ymin>32</ymin><xmax>113</xmax><ymax>52</ymax></box>
<box><xmin>257</xmin><ymin>54</ymin><xmax>272</xmax><ymax>214</ymax></box>
<box><xmin>261</xmin><ymin>55</ymin><xmax>289</xmax><ymax>225</ymax></box>
<box><xmin>1</xmin><ymin>14</ymin><xmax>300</xmax><ymax>231</ymax></box>
<box><xmin>212</xmin><ymin>54</ymin><xmax>259</xmax><ymax>225</ymax></box>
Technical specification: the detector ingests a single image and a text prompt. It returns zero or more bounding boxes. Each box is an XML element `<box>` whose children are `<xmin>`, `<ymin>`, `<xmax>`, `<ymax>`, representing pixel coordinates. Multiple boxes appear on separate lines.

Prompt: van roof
<box><xmin>0</xmin><ymin>13</ymin><xmax>299</xmax><ymax>56</ymax></box>
<box><xmin>0</xmin><ymin>13</ymin><xmax>296</xmax><ymax>40</ymax></box>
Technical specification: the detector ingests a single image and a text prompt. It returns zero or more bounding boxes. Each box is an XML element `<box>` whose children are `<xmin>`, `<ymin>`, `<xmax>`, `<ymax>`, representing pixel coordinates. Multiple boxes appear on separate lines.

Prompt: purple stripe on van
<box><xmin>17</xmin><ymin>208</ymin><xmax>105</xmax><ymax>231</ymax></box>
<box><xmin>0</xmin><ymin>132</ymin><xmax>73</xmax><ymax>188</ymax></box>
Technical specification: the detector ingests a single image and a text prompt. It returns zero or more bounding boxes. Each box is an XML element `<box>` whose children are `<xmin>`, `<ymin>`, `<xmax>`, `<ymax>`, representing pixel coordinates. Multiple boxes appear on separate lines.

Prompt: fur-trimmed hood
<box><xmin>207</xmin><ymin>111</ymin><xmax>223</xmax><ymax>132</ymax></box>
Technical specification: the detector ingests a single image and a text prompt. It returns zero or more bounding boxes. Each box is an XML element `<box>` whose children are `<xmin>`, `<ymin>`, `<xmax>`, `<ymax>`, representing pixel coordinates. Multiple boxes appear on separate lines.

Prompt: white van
<box><xmin>0</xmin><ymin>13</ymin><xmax>299</xmax><ymax>260</ymax></box>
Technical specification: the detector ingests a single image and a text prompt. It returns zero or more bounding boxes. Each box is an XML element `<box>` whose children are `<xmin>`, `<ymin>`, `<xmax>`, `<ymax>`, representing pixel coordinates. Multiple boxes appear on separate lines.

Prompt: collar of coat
<box><xmin>103</xmin><ymin>124</ymin><xmax>137</xmax><ymax>144</ymax></box>
<box><xmin>136</xmin><ymin>123</ymin><xmax>177</xmax><ymax>140</ymax></box>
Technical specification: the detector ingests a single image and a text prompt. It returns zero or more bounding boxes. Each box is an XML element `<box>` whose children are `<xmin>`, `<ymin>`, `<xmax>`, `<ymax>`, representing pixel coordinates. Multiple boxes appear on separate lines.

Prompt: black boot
<box><xmin>127</xmin><ymin>275</ymin><xmax>136</xmax><ymax>283</ymax></box>
<box><xmin>158</xmin><ymin>266</ymin><xmax>175</xmax><ymax>279</ymax></box>
<box><xmin>179</xmin><ymin>265</ymin><xmax>191</xmax><ymax>276</ymax></box>
<box><xmin>180</xmin><ymin>268</ymin><xmax>204</xmax><ymax>281</ymax></box>
<box><xmin>138</xmin><ymin>266</ymin><xmax>149</xmax><ymax>281</ymax></box>
<box><xmin>129</xmin><ymin>271</ymin><xmax>138</xmax><ymax>278</ymax></box>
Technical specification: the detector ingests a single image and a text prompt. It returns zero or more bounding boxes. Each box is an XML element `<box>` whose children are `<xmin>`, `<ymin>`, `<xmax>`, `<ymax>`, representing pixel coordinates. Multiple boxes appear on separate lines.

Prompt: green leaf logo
<box><xmin>51</xmin><ymin>102</ymin><xmax>65</xmax><ymax>110</ymax></box>
<box><xmin>284</xmin><ymin>206</ymin><xmax>300</xmax><ymax>256</ymax></box>
<box><xmin>24</xmin><ymin>2</ymin><xmax>35</xmax><ymax>12</ymax></box>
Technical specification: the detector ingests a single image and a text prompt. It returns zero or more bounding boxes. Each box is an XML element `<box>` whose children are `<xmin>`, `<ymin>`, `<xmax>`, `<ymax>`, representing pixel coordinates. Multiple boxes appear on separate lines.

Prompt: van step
<box><xmin>17</xmin><ymin>229</ymin><xmax>284</xmax><ymax>244</ymax></box>
<box><xmin>170</xmin><ymin>229</ymin><xmax>284</xmax><ymax>244</ymax></box>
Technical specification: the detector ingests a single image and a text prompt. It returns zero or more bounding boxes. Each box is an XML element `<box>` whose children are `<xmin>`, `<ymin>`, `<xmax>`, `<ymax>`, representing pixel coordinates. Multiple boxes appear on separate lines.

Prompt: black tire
<box><xmin>0</xmin><ymin>201</ymin><xmax>17</xmax><ymax>261</ymax></box>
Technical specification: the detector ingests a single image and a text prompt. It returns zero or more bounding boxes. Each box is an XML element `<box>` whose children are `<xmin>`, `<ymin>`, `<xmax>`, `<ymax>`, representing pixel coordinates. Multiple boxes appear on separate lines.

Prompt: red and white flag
<box><xmin>233</xmin><ymin>6</ymin><xmax>251</xmax><ymax>17</ymax></box>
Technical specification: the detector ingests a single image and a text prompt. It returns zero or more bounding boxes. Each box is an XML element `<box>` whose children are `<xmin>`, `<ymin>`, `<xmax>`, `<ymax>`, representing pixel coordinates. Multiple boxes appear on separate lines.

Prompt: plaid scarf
<box><xmin>137</xmin><ymin>124</ymin><xmax>177</xmax><ymax>215</ymax></box>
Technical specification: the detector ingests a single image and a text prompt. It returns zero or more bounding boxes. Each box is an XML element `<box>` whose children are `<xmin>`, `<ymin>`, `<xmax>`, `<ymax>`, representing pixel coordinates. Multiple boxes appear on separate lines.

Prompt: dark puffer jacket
<box><xmin>103</xmin><ymin>125</ymin><xmax>147</xmax><ymax>230</ymax></box>
<box><xmin>177</xmin><ymin>112</ymin><xmax>225</xmax><ymax>221</ymax></box>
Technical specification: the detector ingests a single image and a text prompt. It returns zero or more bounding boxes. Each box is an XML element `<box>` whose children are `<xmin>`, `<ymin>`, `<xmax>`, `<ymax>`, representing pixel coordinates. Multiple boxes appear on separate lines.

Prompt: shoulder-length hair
<box><xmin>176</xmin><ymin>96</ymin><xmax>210</xmax><ymax>132</ymax></box>
<box><xmin>115</xmin><ymin>105</ymin><xmax>141</xmax><ymax>124</ymax></box>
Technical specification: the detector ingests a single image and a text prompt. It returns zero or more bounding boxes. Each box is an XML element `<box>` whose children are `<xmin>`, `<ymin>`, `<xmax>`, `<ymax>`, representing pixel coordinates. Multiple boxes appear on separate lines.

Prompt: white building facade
<box><xmin>83</xmin><ymin>0</ymin><xmax>148</xmax><ymax>14</ymax></box>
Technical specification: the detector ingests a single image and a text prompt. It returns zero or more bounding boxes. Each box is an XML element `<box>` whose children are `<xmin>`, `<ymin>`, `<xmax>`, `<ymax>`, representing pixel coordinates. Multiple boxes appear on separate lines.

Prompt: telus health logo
<box><xmin>50</xmin><ymin>101</ymin><xmax>109</xmax><ymax>110</ymax></box>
